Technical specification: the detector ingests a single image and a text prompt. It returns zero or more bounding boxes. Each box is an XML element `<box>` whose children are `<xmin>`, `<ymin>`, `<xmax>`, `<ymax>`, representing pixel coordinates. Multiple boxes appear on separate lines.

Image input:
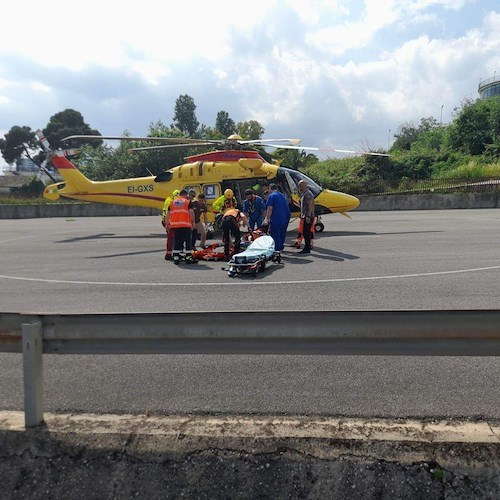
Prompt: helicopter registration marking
<box><xmin>127</xmin><ymin>184</ymin><xmax>154</xmax><ymax>193</ymax></box>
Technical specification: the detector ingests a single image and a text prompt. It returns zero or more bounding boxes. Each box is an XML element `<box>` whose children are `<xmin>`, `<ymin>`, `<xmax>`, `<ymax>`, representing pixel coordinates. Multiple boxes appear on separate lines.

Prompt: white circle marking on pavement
<box><xmin>0</xmin><ymin>265</ymin><xmax>499</xmax><ymax>286</ymax></box>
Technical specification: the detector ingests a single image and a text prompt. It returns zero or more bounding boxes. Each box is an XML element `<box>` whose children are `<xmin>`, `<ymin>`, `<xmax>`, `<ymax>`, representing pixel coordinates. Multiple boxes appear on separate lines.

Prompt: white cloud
<box><xmin>0</xmin><ymin>0</ymin><xmax>499</xmax><ymax>161</ymax></box>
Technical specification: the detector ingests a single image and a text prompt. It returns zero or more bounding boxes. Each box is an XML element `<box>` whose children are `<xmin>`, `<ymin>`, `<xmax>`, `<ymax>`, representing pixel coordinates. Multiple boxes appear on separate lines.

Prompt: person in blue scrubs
<box><xmin>263</xmin><ymin>183</ymin><xmax>291</xmax><ymax>251</ymax></box>
<box><xmin>242</xmin><ymin>189</ymin><xmax>267</xmax><ymax>230</ymax></box>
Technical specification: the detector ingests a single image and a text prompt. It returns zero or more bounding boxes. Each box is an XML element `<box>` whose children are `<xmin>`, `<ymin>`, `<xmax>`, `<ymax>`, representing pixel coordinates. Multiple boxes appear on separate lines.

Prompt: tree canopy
<box><xmin>44</xmin><ymin>109</ymin><xmax>101</xmax><ymax>150</ymax></box>
<box><xmin>0</xmin><ymin>126</ymin><xmax>37</xmax><ymax>165</ymax></box>
<box><xmin>235</xmin><ymin>120</ymin><xmax>265</xmax><ymax>140</ymax></box>
<box><xmin>172</xmin><ymin>95</ymin><xmax>199</xmax><ymax>137</ymax></box>
<box><xmin>215</xmin><ymin>111</ymin><xmax>236</xmax><ymax>137</ymax></box>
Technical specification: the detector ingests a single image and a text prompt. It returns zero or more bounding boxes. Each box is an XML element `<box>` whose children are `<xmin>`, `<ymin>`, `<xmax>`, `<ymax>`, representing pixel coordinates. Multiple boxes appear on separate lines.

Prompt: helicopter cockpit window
<box><xmin>281</xmin><ymin>168</ymin><xmax>323</xmax><ymax>197</ymax></box>
<box><xmin>154</xmin><ymin>171</ymin><xmax>174</xmax><ymax>183</ymax></box>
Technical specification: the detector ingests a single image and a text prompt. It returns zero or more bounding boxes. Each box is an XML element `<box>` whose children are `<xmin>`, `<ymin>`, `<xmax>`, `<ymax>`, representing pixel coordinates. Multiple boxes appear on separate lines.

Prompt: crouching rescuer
<box><xmin>221</xmin><ymin>208</ymin><xmax>249</xmax><ymax>261</ymax></box>
<box><xmin>166</xmin><ymin>189</ymin><xmax>197</xmax><ymax>264</ymax></box>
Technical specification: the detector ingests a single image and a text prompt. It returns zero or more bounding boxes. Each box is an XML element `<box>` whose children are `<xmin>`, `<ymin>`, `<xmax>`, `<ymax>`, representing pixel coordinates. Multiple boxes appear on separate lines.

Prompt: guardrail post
<box><xmin>22</xmin><ymin>321</ymin><xmax>44</xmax><ymax>427</ymax></box>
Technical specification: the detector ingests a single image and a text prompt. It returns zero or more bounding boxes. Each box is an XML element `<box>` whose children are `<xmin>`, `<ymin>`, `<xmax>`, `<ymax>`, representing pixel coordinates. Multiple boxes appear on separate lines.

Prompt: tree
<box><xmin>172</xmin><ymin>95</ymin><xmax>199</xmax><ymax>137</ymax></box>
<box><xmin>44</xmin><ymin>109</ymin><xmax>101</xmax><ymax>150</ymax></box>
<box><xmin>392</xmin><ymin>117</ymin><xmax>439</xmax><ymax>152</ymax></box>
<box><xmin>445</xmin><ymin>98</ymin><xmax>500</xmax><ymax>156</ymax></box>
<box><xmin>271</xmin><ymin>149</ymin><xmax>318</xmax><ymax>170</ymax></box>
<box><xmin>0</xmin><ymin>126</ymin><xmax>37</xmax><ymax>165</ymax></box>
<box><xmin>215</xmin><ymin>111</ymin><xmax>236</xmax><ymax>137</ymax></box>
<box><xmin>235</xmin><ymin>120</ymin><xmax>265</xmax><ymax>140</ymax></box>
<box><xmin>75</xmin><ymin>120</ymin><xmax>199</xmax><ymax>181</ymax></box>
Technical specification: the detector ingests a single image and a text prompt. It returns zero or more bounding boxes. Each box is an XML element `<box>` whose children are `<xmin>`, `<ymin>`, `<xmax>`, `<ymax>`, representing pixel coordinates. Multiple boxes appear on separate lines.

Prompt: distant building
<box><xmin>478</xmin><ymin>74</ymin><xmax>500</xmax><ymax>99</ymax></box>
<box><xmin>2</xmin><ymin>157</ymin><xmax>38</xmax><ymax>174</ymax></box>
<box><xmin>16</xmin><ymin>158</ymin><xmax>38</xmax><ymax>172</ymax></box>
<box><xmin>0</xmin><ymin>172</ymin><xmax>35</xmax><ymax>194</ymax></box>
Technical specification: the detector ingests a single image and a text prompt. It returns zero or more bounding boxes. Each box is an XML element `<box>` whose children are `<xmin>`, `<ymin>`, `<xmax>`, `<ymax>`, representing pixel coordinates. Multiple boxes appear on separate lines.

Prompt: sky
<box><xmin>1</xmin><ymin>0</ymin><xmax>499</xmax><ymax>171</ymax></box>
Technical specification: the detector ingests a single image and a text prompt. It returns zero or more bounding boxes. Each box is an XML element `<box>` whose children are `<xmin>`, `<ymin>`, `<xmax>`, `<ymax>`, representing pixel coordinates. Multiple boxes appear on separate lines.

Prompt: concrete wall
<box><xmin>0</xmin><ymin>203</ymin><xmax>160</xmax><ymax>219</ymax></box>
<box><xmin>0</xmin><ymin>193</ymin><xmax>498</xmax><ymax>218</ymax></box>
<box><xmin>356</xmin><ymin>193</ymin><xmax>499</xmax><ymax>211</ymax></box>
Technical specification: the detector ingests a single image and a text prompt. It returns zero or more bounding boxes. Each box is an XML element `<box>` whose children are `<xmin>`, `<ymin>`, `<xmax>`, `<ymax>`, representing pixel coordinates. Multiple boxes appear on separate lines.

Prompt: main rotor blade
<box><xmin>240</xmin><ymin>138</ymin><xmax>302</xmax><ymax>146</ymax></box>
<box><xmin>62</xmin><ymin>135</ymin><xmax>217</xmax><ymax>144</ymax></box>
<box><xmin>260</xmin><ymin>144</ymin><xmax>390</xmax><ymax>156</ymax></box>
<box><xmin>128</xmin><ymin>142</ymin><xmax>215</xmax><ymax>152</ymax></box>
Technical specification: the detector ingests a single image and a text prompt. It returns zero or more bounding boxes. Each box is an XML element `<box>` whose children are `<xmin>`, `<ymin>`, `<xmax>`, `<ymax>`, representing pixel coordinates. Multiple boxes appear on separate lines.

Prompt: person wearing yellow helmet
<box><xmin>212</xmin><ymin>188</ymin><xmax>238</xmax><ymax>214</ymax></box>
<box><xmin>162</xmin><ymin>189</ymin><xmax>182</xmax><ymax>260</ymax></box>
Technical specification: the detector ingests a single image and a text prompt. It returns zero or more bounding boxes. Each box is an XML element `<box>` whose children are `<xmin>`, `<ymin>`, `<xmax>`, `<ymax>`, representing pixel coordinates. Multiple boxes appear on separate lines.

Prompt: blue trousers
<box><xmin>249</xmin><ymin>215</ymin><xmax>263</xmax><ymax>230</ymax></box>
<box><xmin>270</xmin><ymin>223</ymin><xmax>287</xmax><ymax>251</ymax></box>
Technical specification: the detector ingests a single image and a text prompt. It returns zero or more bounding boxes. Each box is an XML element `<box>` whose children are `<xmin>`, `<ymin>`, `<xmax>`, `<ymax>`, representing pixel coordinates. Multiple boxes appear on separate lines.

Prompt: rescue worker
<box><xmin>165</xmin><ymin>189</ymin><xmax>196</xmax><ymax>265</ymax></box>
<box><xmin>242</xmin><ymin>189</ymin><xmax>266</xmax><ymax>231</ymax></box>
<box><xmin>162</xmin><ymin>189</ymin><xmax>180</xmax><ymax>260</ymax></box>
<box><xmin>263</xmin><ymin>183</ymin><xmax>290</xmax><ymax>252</ymax></box>
<box><xmin>188</xmin><ymin>190</ymin><xmax>208</xmax><ymax>250</ymax></box>
<box><xmin>221</xmin><ymin>207</ymin><xmax>249</xmax><ymax>261</ymax></box>
<box><xmin>212</xmin><ymin>188</ymin><xmax>238</xmax><ymax>214</ymax></box>
<box><xmin>292</xmin><ymin>217</ymin><xmax>316</xmax><ymax>249</ymax></box>
<box><xmin>296</xmin><ymin>179</ymin><xmax>315</xmax><ymax>254</ymax></box>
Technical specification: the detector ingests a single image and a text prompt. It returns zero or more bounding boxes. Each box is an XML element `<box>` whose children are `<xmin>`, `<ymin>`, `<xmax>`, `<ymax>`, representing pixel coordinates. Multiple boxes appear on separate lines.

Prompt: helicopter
<box><xmin>34</xmin><ymin>130</ymin><xmax>386</xmax><ymax>232</ymax></box>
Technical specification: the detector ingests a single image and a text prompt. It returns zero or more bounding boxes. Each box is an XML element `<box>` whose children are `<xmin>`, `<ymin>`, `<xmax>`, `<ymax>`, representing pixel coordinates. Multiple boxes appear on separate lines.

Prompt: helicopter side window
<box><xmin>202</xmin><ymin>184</ymin><xmax>220</xmax><ymax>200</ymax></box>
<box><xmin>184</xmin><ymin>185</ymin><xmax>201</xmax><ymax>195</ymax></box>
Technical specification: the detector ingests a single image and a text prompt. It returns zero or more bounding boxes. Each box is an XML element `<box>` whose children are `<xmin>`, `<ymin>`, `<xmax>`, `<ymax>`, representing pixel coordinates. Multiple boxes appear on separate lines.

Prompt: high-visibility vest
<box><xmin>163</xmin><ymin>196</ymin><xmax>172</xmax><ymax>213</ymax></box>
<box><xmin>213</xmin><ymin>195</ymin><xmax>237</xmax><ymax>213</ymax></box>
<box><xmin>223</xmin><ymin>208</ymin><xmax>241</xmax><ymax>220</ymax></box>
<box><xmin>168</xmin><ymin>197</ymin><xmax>192</xmax><ymax>228</ymax></box>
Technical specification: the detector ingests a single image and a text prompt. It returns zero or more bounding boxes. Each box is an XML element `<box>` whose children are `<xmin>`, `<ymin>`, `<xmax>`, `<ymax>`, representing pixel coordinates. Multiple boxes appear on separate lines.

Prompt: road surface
<box><xmin>1</xmin><ymin>210</ymin><xmax>499</xmax><ymax>419</ymax></box>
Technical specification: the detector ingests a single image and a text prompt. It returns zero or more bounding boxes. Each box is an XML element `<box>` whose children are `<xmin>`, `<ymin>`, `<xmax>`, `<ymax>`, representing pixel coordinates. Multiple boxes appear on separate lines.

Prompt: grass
<box><xmin>436</xmin><ymin>160</ymin><xmax>500</xmax><ymax>179</ymax></box>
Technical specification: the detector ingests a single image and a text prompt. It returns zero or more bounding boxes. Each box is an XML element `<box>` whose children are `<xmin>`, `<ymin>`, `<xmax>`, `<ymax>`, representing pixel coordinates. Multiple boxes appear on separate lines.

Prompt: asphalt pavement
<box><xmin>1</xmin><ymin>210</ymin><xmax>500</xmax><ymax>419</ymax></box>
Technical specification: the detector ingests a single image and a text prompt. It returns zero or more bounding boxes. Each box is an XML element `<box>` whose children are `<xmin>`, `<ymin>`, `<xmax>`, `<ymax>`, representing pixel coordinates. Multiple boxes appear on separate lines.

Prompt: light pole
<box><xmin>440</xmin><ymin>104</ymin><xmax>444</xmax><ymax>125</ymax></box>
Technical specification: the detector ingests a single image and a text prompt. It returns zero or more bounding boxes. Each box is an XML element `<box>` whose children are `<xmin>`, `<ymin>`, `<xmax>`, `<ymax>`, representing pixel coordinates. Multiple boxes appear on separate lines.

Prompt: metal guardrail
<box><xmin>2</xmin><ymin>310</ymin><xmax>500</xmax><ymax>428</ymax></box>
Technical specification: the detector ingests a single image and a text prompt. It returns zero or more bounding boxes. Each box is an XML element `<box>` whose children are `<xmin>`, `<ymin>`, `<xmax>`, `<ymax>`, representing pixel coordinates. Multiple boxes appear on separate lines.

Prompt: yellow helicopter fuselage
<box><xmin>44</xmin><ymin>149</ymin><xmax>359</xmax><ymax>220</ymax></box>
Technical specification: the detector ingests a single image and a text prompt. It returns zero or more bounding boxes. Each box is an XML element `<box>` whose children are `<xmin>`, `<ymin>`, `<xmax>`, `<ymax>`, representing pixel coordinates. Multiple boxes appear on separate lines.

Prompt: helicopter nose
<box><xmin>317</xmin><ymin>189</ymin><xmax>360</xmax><ymax>213</ymax></box>
<box><xmin>341</xmin><ymin>192</ymin><xmax>360</xmax><ymax>211</ymax></box>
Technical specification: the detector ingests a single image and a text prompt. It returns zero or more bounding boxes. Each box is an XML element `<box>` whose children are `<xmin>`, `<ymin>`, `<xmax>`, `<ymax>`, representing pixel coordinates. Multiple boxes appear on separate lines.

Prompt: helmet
<box><xmin>224</xmin><ymin>189</ymin><xmax>234</xmax><ymax>199</ymax></box>
<box><xmin>172</xmin><ymin>189</ymin><xmax>180</xmax><ymax>197</ymax></box>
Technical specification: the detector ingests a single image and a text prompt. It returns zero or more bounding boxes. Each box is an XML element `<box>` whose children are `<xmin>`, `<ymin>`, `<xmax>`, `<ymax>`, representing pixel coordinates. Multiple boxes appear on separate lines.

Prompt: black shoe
<box><xmin>185</xmin><ymin>256</ymin><xmax>197</xmax><ymax>264</ymax></box>
<box><xmin>173</xmin><ymin>256</ymin><xmax>180</xmax><ymax>265</ymax></box>
<box><xmin>165</xmin><ymin>253</ymin><xmax>172</xmax><ymax>260</ymax></box>
<box><xmin>298</xmin><ymin>249</ymin><xmax>311</xmax><ymax>254</ymax></box>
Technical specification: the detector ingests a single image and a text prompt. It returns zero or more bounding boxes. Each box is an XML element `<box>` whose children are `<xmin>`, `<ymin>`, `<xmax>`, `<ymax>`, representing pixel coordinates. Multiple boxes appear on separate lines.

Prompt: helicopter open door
<box><xmin>283</xmin><ymin>170</ymin><xmax>301</xmax><ymax>212</ymax></box>
<box><xmin>273</xmin><ymin>170</ymin><xmax>300</xmax><ymax>213</ymax></box>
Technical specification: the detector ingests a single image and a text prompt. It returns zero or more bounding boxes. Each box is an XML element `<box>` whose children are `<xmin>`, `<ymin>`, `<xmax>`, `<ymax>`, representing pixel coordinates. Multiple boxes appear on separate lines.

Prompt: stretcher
<box><xmin>222</xmin><ymin>235</ymin><xmax>282</xmax><ymax>277</ymax></box>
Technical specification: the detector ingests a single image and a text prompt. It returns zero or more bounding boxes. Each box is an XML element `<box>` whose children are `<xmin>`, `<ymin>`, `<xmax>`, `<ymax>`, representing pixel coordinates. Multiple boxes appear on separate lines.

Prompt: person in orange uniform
<box><xmin>221</xmin><ymin>208</ymin><xmax>249</xmax><ymax>261</ymax></box>
<box><xmin>166</xmin><ymin>189</ymin><xmax>196</xmax><ymax>265</ymax></box>
<box><xmin>162</xmin><ymin>189</ymin><xmax>180</xmax><ymax>260</ymax></box>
